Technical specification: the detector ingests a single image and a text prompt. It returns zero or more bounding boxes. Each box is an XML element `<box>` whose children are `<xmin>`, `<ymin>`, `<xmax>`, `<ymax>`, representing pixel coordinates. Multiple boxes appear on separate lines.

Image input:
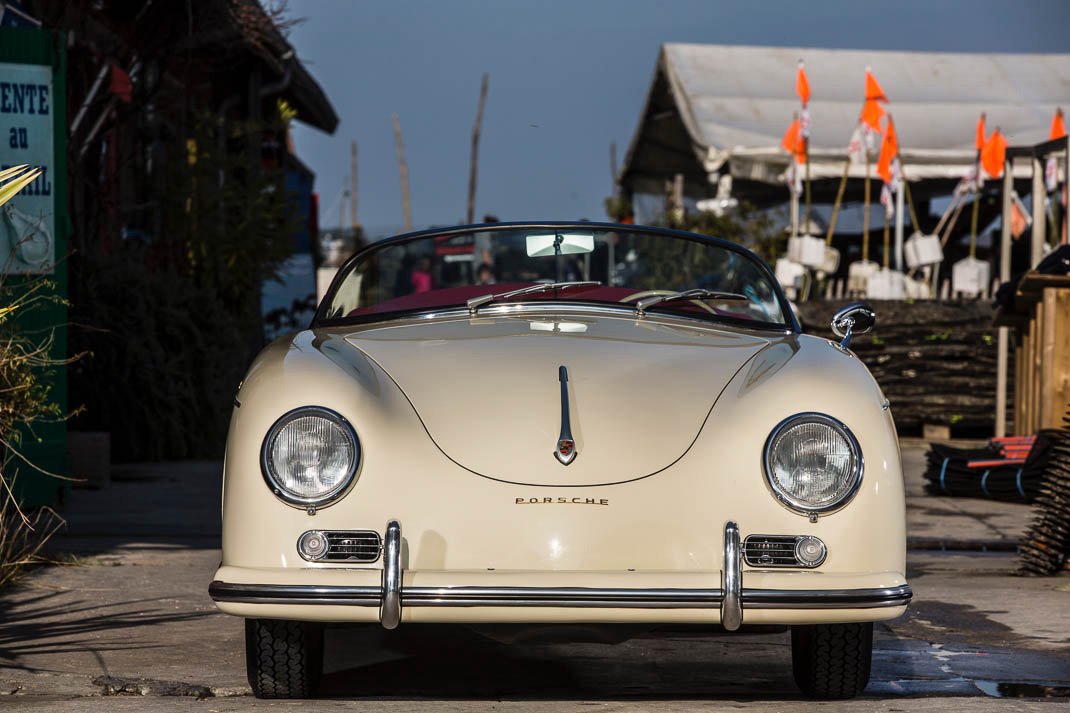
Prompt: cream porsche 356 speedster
<box><xmin>209</xmin><ymin>222</ymin><xmax>909</xmax><ymax>699</ymax></box>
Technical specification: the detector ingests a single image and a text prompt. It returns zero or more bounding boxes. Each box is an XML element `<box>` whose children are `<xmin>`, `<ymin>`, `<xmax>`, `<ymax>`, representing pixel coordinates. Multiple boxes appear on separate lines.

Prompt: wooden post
<box><xmin>1032</xmin><ymin>300</ymin><xmax>1042</xmax><ymax>433</ymax></box>
<box><xmin>466</xmin><ymin>73</ymin><xmax>489</xmax><ymax>225</ymax></box>
<box><xmin>672</xmin><ymin>173</ymin><xmax>684</xmax><ymax>222</ymax></box>
<box><xmin>996</xmin><ymin>325</ymin><xmax>1009</xmax><ymax>437</ymax></box>
<box><xmin>1049</xmin><ymin>288</ymin><xmax>1070</xmax><ymax>427</ymax></box>
<box><xmin>391</xmin><ymin>113</ymin><xmax>412</xmax><ymax>232</ymax></box>
<box><xmin>1015</xmin><ymin>333</ymin><xmax>1025</xmax><ymax>436</ymax></box>
<box><xmin>1040</xmin><ymin>288</ymin><xmax>1056</xmax><ymax>432</ymax></box>
<box><xmin>357</xmin><ymin>141</ymin><xmax>365</xmax><ymax>233</ymax></box>
<box><xmin>1065</xmin><ymin>136</ymin><xmax>1070</xmax><ymax>244</ymax></box>
<box><xmin>996</xmin><ymin>159</ymin><xmax>1013</xmax><ymax>437</ymax></box>
<box><xmin>339</xmin><ymin>184</ymin><xmax>346</xmax><ymax>231</ymax></box>
<box><xmin>609</xmin><ymin>141</ymin><xmax>619</xmax><ymax>194</ymax></box>
<box><xmin>999</xmin><ymin>158</ymin><xmax>1013</xmax><ymax>288</ymax></box>
<box><xmin>1031</xmin><ymin>157</ymin><xmax>1046</xmax><ymax>267</ymax></box>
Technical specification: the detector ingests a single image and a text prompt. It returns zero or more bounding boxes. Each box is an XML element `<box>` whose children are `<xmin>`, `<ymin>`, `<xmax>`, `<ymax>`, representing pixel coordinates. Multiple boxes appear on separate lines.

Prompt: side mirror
<box><xmin>830</xmin><ymin>302</ymin><xmax>875</xmax><ymax>349</ymax></box>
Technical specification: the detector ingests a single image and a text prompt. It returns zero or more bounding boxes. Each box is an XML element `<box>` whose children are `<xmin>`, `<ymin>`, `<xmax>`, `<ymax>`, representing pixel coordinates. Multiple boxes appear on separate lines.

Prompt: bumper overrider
<box><xmin>209</xmin><ymin>521</ymin><xmax>912</xmax><ymax>630</ymax></box>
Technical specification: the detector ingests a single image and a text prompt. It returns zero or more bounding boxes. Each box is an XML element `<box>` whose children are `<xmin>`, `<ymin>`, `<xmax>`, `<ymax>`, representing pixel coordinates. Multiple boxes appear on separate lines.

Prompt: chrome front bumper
<box><xmin>208</xmin><ymin>521</ymin><xmax>912</xmax><ymax>630</ymax></box>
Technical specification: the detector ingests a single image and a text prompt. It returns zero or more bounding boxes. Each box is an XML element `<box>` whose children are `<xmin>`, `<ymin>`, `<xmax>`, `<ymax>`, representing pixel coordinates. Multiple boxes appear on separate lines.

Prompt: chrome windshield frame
<box><xmin>312</xmin><ymin>222</ymin><xmax>800</xmax><ymax>333</ymax></box>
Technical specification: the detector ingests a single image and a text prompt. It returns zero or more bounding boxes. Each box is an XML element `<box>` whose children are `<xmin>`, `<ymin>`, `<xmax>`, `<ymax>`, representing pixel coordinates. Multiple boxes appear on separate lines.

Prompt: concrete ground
<box><xmin>0</xmin><ymin>445</ymin><xmax>1068</xmax><ymax>711</ymax></box>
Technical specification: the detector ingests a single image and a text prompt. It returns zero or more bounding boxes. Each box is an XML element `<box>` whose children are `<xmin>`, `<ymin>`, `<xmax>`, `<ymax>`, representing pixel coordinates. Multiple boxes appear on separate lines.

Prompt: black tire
<box><xmin>791</xmin><ymin>622</ymin><xmax>873</xmax><ymax>699</ymax></box>
<box><xmin>245</xmin><ymin>618</ymin><xmax>324</xmax><ymax>699</ymax></box>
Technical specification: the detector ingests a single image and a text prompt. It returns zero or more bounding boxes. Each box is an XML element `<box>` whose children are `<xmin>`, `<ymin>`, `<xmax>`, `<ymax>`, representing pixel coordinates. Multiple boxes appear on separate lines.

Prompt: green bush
<box><xmin>0</xmin><ymin>275</ymin><xmax>69</xmax><ymax>586</ymax></box>
<box><xmin>68</xmin><ymin>113</ymin><xmax>298</xmax><ymax>461</ymax></box>
<box><xmin>68</xmin><ymin>246</ymin><xmax>248</xmax><ymax>461</ymax></box>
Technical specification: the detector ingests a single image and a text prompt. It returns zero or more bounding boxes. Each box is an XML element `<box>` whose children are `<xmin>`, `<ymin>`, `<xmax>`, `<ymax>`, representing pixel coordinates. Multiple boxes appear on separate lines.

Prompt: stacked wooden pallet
<box><xmin>797</xmin><ymin>300</ymin><xmax>1009</xmax><ymax>436</ymax></box>
<box><xmin>1019</xmin><ymin>410</ymin><xmax>1070</xmax><ymax>575</ymax></box>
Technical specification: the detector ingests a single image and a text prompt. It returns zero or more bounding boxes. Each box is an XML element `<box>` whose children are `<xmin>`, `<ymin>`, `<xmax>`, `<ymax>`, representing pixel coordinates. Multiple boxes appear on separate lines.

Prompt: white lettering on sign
<box><xmin>0</xmin><ymin>63</ymin><xmax>55</xmax><ymax>275</ymax></box>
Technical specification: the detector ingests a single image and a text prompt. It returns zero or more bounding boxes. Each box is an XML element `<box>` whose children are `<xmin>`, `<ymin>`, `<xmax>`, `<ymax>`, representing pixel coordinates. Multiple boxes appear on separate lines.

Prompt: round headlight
<box><xmin>261</xmin><ymin>407</ymin><xmax>360</xmax><ymax>506</ymax></box>
<box><xmin>763</xmin><ymin>413</ymin><xmax>862</xmax><ymax>514</ymax></box>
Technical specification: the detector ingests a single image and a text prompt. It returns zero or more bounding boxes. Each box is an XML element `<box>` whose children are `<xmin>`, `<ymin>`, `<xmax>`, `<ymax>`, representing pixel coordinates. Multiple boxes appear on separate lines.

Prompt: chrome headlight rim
<box><xmin>762</xmin><ymin>412</ymin><xmax>864</xmax><ymax>515</ymax></box>
<box><xmin>260</xmin><ymin>406</ymin><xmax>361</xmax><ymax>508</ymax></box>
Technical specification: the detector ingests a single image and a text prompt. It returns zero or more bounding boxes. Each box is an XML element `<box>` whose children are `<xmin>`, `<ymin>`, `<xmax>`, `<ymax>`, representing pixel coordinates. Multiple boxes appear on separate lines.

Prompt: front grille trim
<box><xmin>743</xmin><ymin>534</ymin><xmax>819</xmax><ymax>568</ymax></box>
<box><xmin>322</xmin><ymin>530</ymin><xmax>382</xmax><ymax>562</ymax></box>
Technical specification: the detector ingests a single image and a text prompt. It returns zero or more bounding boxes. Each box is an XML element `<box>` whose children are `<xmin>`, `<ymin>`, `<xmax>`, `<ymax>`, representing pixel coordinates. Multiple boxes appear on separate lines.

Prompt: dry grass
<box><xmin>0</xmin><ymin>486</ymin><xmax>65</xmax><ymax>588</ymax></box>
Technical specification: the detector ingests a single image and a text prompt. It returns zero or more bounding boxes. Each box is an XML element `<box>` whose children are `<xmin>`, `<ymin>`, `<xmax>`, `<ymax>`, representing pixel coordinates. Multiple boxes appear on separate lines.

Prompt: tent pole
<box><xmin>803</xmin><ymin>138</ymin><xmax>812</xmax><ymax>233</ymax></box>
<box><xmin>790</xmin><ymin>164</ymin><xmax>799</xmax><ymax>237</ymax></box>
<box><xmin>863</xmin><ymin>155</ymin><xmax>871</xmax><ymax>263</ymax></box>
<box><xmin>895</xmin><ymin>176</ymin><xmax>905</xmax><ymax>271</ymax></box>
<box><xmin>824</xmin><ymin>161</ymin><xmax>850</xmax><ymax>245</ymax></box>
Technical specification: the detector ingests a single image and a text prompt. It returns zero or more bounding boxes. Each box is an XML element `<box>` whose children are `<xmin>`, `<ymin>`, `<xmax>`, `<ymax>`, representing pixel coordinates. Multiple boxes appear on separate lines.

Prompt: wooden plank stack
<box><xmin>1019</xmin><ymin>408</ymin><xmax>1070</xmax><ymax>576</ymax></box>
<box><xmin>797</xmin><ymin>300</ymin><xmax>1010</xmax><ymax>436</ymax></box>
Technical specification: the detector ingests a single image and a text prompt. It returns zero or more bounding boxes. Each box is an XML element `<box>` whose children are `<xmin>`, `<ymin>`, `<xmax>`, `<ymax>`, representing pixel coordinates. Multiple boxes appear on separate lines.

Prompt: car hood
<box><xmin>344</xmin><ymin>313</ymin><xmax>774</xmax><ymax>486</ymax></box>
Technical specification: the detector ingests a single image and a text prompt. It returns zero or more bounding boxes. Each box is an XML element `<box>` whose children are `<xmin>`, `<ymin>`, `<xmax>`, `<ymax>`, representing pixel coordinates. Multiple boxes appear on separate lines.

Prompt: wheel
<box><xmin>791</xmin><ymin>622</ymin><xmax>873</xmax><ymax>699</ymax></box>
<box><xmin>245</xmin><ymin>618</ymin><xmax>324</xmax><ymax>699</ymax></box>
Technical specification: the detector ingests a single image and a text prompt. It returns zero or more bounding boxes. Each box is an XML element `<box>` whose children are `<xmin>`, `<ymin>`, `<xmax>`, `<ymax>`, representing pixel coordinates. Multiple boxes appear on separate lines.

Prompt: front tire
<box><xmin>791</xmin><ymin>622</ymin><xmax>873</xmax><ymax>699</ymax></box>
<box><xmin>245</xmin><ymin>618</ymin><xmax>324</xmax><ymax>699</ymax></box>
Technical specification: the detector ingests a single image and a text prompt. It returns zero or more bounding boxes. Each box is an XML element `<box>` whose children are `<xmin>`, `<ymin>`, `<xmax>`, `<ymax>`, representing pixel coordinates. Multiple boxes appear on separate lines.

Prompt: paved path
<box><xmin>901</xmin><ymin>439</ymin><xmax>1030</xmax><ymax>550</ymax></box>
<box><xmin>0</xmin><ymin>448</ymin><xmax>1067</xmax><ymax>711</ymax></box>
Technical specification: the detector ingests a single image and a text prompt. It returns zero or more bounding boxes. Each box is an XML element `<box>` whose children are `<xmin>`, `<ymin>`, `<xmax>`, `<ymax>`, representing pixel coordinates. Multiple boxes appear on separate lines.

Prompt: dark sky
<box><xmin>287</xmin><ymin>0</ymin><xmax>1070</xmax><ymax>237</ymax></box>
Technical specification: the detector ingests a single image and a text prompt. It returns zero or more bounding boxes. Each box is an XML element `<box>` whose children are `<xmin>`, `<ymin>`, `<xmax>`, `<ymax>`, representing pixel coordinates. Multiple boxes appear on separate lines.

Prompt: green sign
<box><xmin>1</xmin><ymin>61</ymin><xmax>56</xmax><ymax>274</ymax></box>
<box><xmin>0</xmin><ymin>27</ymin><xmax>68</xmax><ymax>507</ymax></box>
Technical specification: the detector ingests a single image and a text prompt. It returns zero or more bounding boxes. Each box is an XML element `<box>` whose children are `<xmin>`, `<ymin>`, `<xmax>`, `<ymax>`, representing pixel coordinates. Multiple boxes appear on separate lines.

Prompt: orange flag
<box><xmin>865</xmin><ymin>68</ymin><xmax>887</xmax><ymax>102</ymax></box>
<box><xmin>877</xmin><ymin>116</ymin><xmax>899</xmax><ymax>183</ymax></box>
<box><xmin>975</xmin><ymin>113</ymin><xmax>987</xmax><ymax>151</ymax></box>
<box><xmin>796</xmin><ymin>61</ymin><xmax>811</xmax><ymax>105</ymax></box>
<box><xmin>1050</xmin><ymin>108</ymin><xmax>1066</xmax><ymax>140</ymax></box>
<box><xmin>981</xmin><ymin>129</ymin><xmax>1008</xmax><ymax>178</ymax></box>
<box><xmin>861</xmin><ymin>98</ymin><xmax>885</xmax><ymax>133</ymax></box>
<box><xmin>781</xmin><ymin>118</ymin><xmax>805</xmax><ymax>162</ymax></box>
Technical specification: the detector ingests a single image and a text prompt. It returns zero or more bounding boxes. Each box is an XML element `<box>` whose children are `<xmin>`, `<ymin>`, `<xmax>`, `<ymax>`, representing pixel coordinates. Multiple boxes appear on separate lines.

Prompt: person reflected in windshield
<box><xmin>476</xmin><ymin>262</ymin><xmax>496</xmax><ymax>286</ymax></box>
<box><xmin>411</xmin><ymin>256</ymin><xmax>433</xmax><ymax>293</ymax></box>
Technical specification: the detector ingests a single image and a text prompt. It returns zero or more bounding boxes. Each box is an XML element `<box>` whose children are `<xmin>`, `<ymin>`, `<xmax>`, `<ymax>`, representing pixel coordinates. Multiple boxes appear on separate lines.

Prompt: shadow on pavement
<box><xmin>0</xmin><ymin>589</ymin><xmax>216</xmax><ymax>674</ymax></box>
<box><xmin>44</xmin><ymin>460</ymin><xmax>223</xmax><ymax>558</ymax></box>
<box><xmin>316</xmin><ymin>624</ymin><xmax>804</xmax><ymax>700</ymax></box>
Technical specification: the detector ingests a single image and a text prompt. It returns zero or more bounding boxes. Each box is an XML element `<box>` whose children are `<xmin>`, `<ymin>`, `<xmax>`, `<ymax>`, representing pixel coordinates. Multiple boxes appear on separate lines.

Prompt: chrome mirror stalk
<box><xmin>830</xmin><ymin>302</ymin><xmax>876</xmax><ymax>350</ymax></box>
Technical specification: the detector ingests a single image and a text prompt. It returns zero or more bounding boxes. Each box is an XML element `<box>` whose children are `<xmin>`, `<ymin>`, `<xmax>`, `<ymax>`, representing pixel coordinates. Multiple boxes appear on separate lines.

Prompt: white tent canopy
<box><xmin>621</xmin><ymin>43</ymin><xmax>1070</xmax><ymax>199</ymax></box>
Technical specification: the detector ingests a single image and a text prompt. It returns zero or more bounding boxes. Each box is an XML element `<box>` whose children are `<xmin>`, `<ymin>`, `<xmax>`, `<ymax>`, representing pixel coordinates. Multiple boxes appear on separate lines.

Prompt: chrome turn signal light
<box><xmin>297</xmin><ymin>530</ymin><xmax>329</xmax><ymax>561</ymax></box>
<box><xmin>794</xmin><ymin>535</ymin><xmax>828</xmax><ymax>567</ymax></box>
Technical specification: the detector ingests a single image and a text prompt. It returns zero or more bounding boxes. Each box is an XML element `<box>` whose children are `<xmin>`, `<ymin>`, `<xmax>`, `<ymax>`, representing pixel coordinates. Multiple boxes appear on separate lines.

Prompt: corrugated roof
<box><xmin>622</xmin><ymin>43</ymin><xmax>1070</xmax><ymax>198</ymax></box>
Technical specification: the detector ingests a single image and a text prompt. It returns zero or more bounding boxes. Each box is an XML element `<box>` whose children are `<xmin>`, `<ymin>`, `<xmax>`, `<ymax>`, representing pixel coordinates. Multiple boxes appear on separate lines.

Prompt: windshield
<box><xmin>319</xmin><ymin>225</ymin><xmax>789</xmax><ymax>328</ymax></box>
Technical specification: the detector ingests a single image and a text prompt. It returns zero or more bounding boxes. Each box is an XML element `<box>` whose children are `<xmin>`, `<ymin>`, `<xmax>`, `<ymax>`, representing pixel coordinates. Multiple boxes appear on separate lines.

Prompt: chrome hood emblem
<box><xmin>554</xmin><ymin>365</ymin><xmax>577</xmax><ymax>465</ymax></box>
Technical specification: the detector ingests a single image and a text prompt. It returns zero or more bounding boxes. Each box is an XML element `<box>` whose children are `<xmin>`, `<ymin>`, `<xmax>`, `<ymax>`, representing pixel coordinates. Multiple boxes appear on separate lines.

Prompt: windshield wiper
<box><xmin>635</xmin><ymin>288</ymin><xmax>748</xmax><ymax>317</ymax></box>
<box><xmin>467</xmin><ymin>281</ymin><xmax>601</xmax><ymax>315</ymax></box>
